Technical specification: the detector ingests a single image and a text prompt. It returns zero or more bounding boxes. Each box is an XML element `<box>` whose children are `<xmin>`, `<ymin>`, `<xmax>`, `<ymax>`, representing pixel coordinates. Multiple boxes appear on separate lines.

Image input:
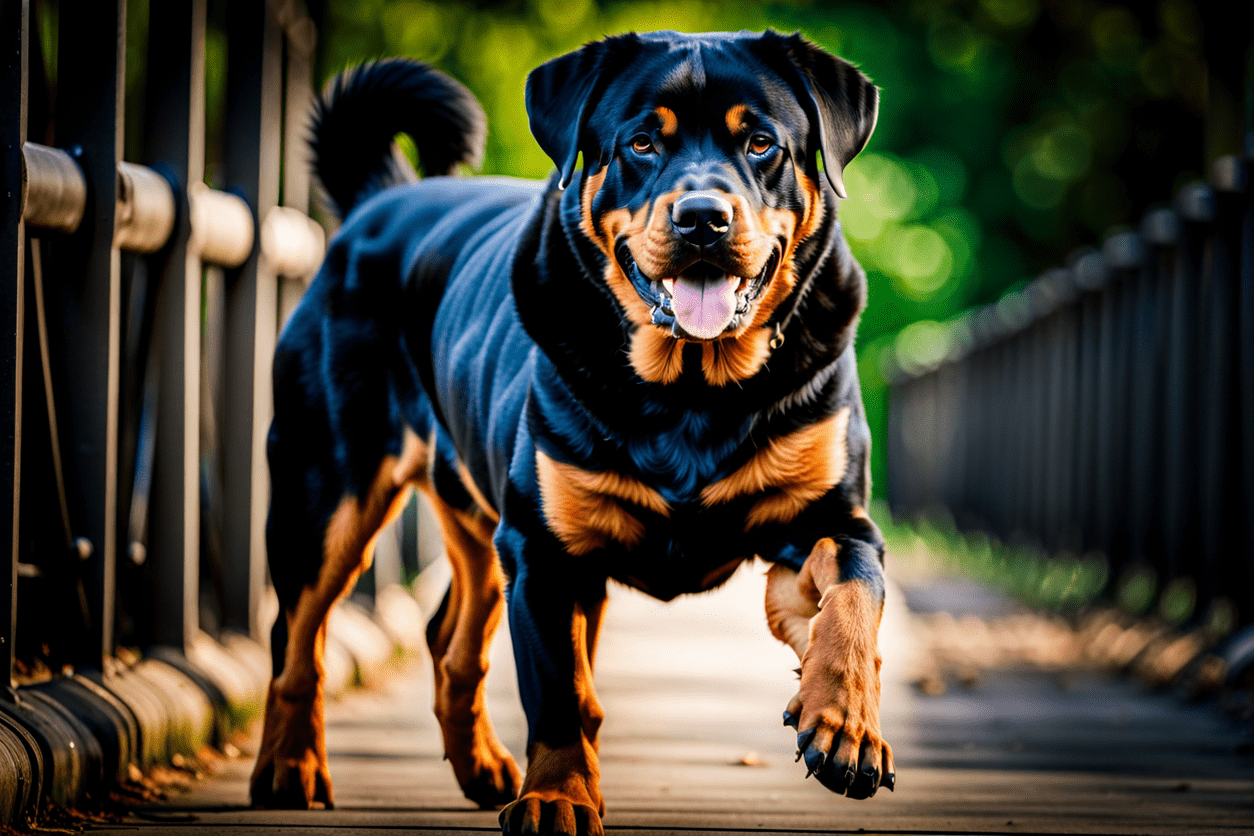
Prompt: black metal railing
<box><xmin>0</xmin><ymin>0</ymin><xmax>431</xmax><ymax>825</ymax></box>
<box><xmin>887</xmin><ymin>142</ymin><xmax>1254</xmax><ymax>636</ymax></box>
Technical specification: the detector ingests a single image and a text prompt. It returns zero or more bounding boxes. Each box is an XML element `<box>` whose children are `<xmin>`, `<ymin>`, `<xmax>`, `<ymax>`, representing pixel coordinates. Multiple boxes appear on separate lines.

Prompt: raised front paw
<box><xmin>782</xmin><ymin>584</ymin><xmax>895</xmax><ymax>799</ymax></box>
<box><xmin>250</xmin><ymin>682</ymin><xmax>334</xmax><ymax>809</ymax></box>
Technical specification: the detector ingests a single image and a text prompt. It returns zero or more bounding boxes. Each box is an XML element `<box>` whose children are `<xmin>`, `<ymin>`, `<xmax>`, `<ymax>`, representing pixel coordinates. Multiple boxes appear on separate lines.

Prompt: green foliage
<box><xmin>317</xmin><ymin>0</ymin><xmax>1208</xmax><ymax>499</ymax></box>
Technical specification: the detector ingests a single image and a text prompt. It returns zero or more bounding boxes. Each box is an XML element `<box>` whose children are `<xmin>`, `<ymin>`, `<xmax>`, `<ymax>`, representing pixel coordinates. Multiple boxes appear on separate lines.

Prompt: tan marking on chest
<box><xmin>701</xmin><ymin>327</ymin><xmax>773</xmax><ymax>386</ymax></box>
<box><xmin>536</xmin><ymin>450</ymin><xmax>671</xmax><ymax>556</ymax></box>
<box><xmin>702</xmin><ymin>407</ymin><xmax>851</xmax><ymax>529</ymax></box>
<box><xmin>630</xmin><ymin>326</ymin><xmax>686</xmax><ymax>384</ymax></box>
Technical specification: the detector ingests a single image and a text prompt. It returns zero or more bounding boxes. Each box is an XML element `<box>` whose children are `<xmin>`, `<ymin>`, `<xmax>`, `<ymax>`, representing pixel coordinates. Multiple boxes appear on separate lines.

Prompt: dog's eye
<box><xmin>748</xmin><ymin>135</ymin><xmax>775</xmax><ymax>156</ymax></box>
<box><xmin>630</xmin><ymin>135</ymin><xmax>656</xmax><ymax>155</ymax></box>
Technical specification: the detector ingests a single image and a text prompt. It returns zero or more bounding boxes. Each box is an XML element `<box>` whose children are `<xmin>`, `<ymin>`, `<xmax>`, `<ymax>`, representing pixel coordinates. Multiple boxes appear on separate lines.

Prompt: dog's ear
<box><xmin>757</xmin><ymin>31</ymin><xmax>878</xmax><ymax>199</ymax></box>
<box><xmin>526</xmin><ymin>34</ymin><xmax>641</xmax><ymax>189</ymax></box>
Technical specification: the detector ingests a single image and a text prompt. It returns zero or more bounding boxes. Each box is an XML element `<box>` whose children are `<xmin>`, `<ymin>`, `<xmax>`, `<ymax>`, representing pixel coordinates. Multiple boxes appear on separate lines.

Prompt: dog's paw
<box><xmin>785</xmin><ymin>695</ymin><xmax>894</xmax><ymax>798</ymax></box>
<box><xmin>249</xmin><ymin>685</ymin><xmax>334</xmax><ymax>809</ymax></box>
<box><xmin>783</xmin><ymin>585</ymin><xmax>895</xmax><ymax>799</ymax></box>
<box><xmin>447</xmin><ymin>732</ymin><xmax>522</xmax><ymax>808</ymax></box>
<box><xmin>499</xmin><ymin>795</ymin><xmax>603</xmax><ymax>836</ymax></box>
<box><xmin>498</xmin><ymin>741</ymin><xmax>603</xmax><ymax>835</ymax></box>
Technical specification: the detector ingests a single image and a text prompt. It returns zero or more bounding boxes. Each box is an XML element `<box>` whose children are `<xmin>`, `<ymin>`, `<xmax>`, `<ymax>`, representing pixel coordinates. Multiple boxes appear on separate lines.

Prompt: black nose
<box><xmin>670</xmin><ymin>191</ymin><xmax>733</xmax><ymax>247</ymax></box>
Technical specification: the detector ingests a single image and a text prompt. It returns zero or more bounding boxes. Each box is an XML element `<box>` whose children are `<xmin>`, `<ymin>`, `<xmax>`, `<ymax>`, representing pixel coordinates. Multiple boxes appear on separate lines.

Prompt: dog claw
<box><xmin>796</xmin><ymin>727</ymin><xmax>816</xmax><ymax>754</ymax></box>
<box><xmin>782</xmin><ymin>710</ymin><xmax>798</xmax><ymax>729</ymax></box>
<box><xmin>883</xmin><ymin>771</ymin><xmax>896</xmax><ymax>792</ymax></box>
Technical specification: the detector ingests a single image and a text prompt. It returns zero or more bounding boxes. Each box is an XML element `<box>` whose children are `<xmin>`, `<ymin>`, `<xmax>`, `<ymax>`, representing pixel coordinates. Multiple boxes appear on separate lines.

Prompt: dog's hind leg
<box><xmin>251</xmin><ymin>433</ymin><xmax>424</xmax><ymax>809</ymax></box>
<box><xmin>423</xmin><ymin>487</ymin><xmax>522</xmax><ymax>808</ymax></box>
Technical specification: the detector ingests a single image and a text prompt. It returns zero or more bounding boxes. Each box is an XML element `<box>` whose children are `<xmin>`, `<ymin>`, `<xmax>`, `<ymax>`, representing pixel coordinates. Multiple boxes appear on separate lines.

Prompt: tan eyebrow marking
<box><xmin>654</xmin><ymin>106</ymin><xmax>678</xmax><ymax>137</ymax></box>
<box><xmin>725</xmin><ymin>104</ymin><xmax>751</xmax><ymax>138</ymax></box>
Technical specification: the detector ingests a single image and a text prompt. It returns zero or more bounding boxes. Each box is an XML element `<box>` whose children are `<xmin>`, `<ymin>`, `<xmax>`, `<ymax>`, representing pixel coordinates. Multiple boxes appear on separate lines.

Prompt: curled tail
<box><xmin>311</xmin><ymin>58</ymin><xmax>486</xmax><ymax>219</ymax></box>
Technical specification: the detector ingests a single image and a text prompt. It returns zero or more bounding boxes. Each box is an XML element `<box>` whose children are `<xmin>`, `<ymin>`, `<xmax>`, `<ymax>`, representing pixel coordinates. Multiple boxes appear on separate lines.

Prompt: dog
<box><xmin>249</xmin><ymin>30</ymin><xmax>892</xmax><ymax>835</ymax></box>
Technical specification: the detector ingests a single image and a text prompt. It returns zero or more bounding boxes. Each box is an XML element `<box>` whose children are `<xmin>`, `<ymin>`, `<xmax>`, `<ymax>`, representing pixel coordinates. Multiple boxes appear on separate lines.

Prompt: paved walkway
<box><xmin>87</xmin><ymin>561</ymin><xmax>1254</xmax><ymax>835</ymax></box>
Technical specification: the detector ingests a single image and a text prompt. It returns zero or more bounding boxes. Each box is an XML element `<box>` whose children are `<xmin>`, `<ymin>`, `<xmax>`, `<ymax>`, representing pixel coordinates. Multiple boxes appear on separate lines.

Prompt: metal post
<box><xmin>0</xmin><ymin>0</ymin><xmax>28</xmax><ymax>689</ymax></box>
<box><xmin>46</xmin><ymin>0</ymin><xmax>126</xmax><ymax>666</ymax></box>
<box><xmin>142</xmin><ymin>0</ymin><xmax>207</xmax><ymax>651</ymax></box>
<box><xmin>279</xmin><ymin>9</ymin><xmax>316</xmax><ymax>329</ymax></box>
<box><xmin>221</xmin><ymin>0</ymin><xmax>282</xmax><ymax>640</ymax></box>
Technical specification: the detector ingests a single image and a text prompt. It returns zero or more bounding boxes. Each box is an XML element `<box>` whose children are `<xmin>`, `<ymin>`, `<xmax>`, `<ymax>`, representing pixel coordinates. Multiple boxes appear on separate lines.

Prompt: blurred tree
<box><xmin>308</xmin><ymin>0</ymin><xmax>1217</xmax><ymax>498</ymax></box>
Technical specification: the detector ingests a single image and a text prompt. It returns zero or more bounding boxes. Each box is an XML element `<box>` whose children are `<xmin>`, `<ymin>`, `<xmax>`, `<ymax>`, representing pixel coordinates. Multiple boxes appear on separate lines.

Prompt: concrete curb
<box><xmin>0</xmin><ymin>581</ymin><xmax>431</xmax><ymax>829</ymax></box>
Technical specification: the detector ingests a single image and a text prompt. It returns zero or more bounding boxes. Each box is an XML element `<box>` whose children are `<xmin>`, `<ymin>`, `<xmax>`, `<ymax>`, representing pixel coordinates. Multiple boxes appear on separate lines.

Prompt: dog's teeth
<box><xmin>661</xmin><ymin>278</ymin><xmax>674</xmax><ymax>296</ymax></box>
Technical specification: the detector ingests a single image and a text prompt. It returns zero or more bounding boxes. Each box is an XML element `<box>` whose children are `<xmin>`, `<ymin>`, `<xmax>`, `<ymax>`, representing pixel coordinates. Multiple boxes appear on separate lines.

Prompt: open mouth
<box><xmin>615</xmin><ymin>243</ymin><xmax>781</xmax><ymax>340</ymax></box>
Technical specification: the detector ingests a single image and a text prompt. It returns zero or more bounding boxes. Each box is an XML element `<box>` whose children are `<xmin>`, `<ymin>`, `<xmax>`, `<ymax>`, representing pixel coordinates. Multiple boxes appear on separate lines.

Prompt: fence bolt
<box><xmin>21</xmin><ymin>142</ymin><xmax>88</xmax><ymax>234</ymax></box>
<box><xmin>114</xmin><ymin>161</ymin><xmax>176</xmax><ymax>253</ymax></box>
<box><xmin>261</xmin><ymin>205</ymin><xmax>326</xmax><ymax>282</ymax></box>
<box><xmin>189</xmin><ymin>182</ymin><xmax>254</xmax><ymax>267</ymax></box>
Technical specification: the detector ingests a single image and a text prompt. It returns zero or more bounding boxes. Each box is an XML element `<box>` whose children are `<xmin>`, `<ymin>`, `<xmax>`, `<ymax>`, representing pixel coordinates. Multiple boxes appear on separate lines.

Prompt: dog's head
<box><xmin>527</xmin><ymin>30</ymin><xmax>877</xmax><ymax>364</ymax></box>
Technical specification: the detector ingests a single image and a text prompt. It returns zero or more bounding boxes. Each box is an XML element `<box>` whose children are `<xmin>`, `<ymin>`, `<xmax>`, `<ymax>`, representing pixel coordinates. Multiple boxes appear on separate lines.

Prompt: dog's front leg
<box><xmin>765</xmin><ymin>535</ymin><xmax>895</xmax><ymax>799</ymax></box>
<box><xmin>496</xmin><ymin>528</ymin><xmax>606</xmax><ymax>836</ymax></box>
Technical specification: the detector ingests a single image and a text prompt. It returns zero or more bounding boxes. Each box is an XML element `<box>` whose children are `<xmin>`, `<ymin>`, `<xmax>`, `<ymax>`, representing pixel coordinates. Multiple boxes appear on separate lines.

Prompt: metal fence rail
<box><xmin>0</xmin><ymin>0</ymin><xmax>433</xmax><ymax>825</ymax></box>
<box><xmin>887</xmin><ymin>141</ymin><xmax>1254</xmax><ymax>639</ymax></box>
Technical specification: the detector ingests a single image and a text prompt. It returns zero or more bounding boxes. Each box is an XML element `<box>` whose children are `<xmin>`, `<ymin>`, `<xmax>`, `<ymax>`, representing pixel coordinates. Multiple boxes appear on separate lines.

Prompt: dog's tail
<box><xmin>311</xmin><ymin>58</ymin><xmax>486</xmax><ymax>219</ymax></box>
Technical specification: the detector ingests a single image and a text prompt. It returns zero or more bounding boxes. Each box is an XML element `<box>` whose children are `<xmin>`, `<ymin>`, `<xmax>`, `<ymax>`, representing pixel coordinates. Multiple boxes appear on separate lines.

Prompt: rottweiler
<box><xmin>250</xmin><ymin>29</ymin><xmax>892</xmax><ymax>835</ymax></box>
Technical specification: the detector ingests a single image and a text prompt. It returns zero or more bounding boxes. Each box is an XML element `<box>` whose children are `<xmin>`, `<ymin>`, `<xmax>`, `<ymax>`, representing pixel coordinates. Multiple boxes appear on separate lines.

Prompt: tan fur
<box><xmin>629</xmin><ymin>326</ymin><xmax>686</xmax><ymax>384</ymax></box>
<box><xmin>253</xmin><ymin>442</ymin><xmax>428</xmax><ymax>808</ymax></box>
<box><xmin>581</xmin><ymin>165</ymin><xmax>828</xmax><ymax>387</ymax></box>
<box><xmin>771</xmin><ymin>538</ymin><xmax>892</xmax><ymax>790</ymax></box>
<box><xmin>499</xmin><ymin>600</ymin><xmax>607</xmax><ymax>834</ymax></box>
<box><xmin>457</xmin><ymin>461</ymin><xmax>501</xmax><ymax>524</ymax></box>
<box><xmin>764</xmin><ymin>563</ymin><xmax>819</xmax><ymax>658</ymax></box>
<box><xmin>725</xmin><ymin>104</ymin><xmax>750</xmax><ymax>137</ymax></box>
<box><xmin>654</xmin><ymin>106</ymin><xmax>678</xmax><ymax>137</ymax></box>
<box><xmin>701</xmin><ymin>327</ymin><xmax>773</xmax><ymax>386</ymax></box>
<box><xmin>702</xmin><ymin>407</ymin><xmax>851</xmax><ymax>529</ymax></box>
<box><xmin>423</xmin><ymin>485</ymin><xmax>521</xmax><ymax>806</ymax></box>
<box><xmin>535</xmin><ymin>450</ymin><xmax>670</xmax><ymax>555</ymax></box>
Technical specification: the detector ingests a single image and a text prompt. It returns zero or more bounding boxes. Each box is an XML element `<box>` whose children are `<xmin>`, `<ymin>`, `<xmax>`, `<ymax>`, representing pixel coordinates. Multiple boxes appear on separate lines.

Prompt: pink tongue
<box><xmin>671</xmin><ymin>273</ymin><xmax>739</xmax><ymax>339</ymax></box>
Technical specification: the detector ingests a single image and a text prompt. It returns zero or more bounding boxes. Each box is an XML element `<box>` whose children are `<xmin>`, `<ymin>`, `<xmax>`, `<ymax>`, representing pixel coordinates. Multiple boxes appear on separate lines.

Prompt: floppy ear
<box><xmin>525</xmin><ymin>34</ymin><xmax>641</xmax><ymax>189</ymax></box>
<box><xmin>759</xmin><ymin>31</ymin><xmax>879</xmax><ymax>199</ymax></box>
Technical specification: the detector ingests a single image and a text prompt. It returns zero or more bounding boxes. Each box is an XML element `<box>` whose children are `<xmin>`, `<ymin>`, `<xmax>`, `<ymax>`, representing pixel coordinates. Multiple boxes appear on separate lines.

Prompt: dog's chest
<box><xmin>535</xmin><ymin>405</ymin><xmax>852</xmax><ymax>582</ymax></box>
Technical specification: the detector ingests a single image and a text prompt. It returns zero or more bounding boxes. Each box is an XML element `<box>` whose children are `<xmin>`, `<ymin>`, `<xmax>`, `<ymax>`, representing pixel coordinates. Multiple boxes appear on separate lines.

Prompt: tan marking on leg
<box><xmin>456</xmin><ymin>461</ymin><xmax>501</xmax><ymax>524</ymax></box>
<box><xmin>253</xmin><ymin>442</ymin><xmax>427</xmax><ymax>809</ymax></box>
<box><xmin>654</xmin><ymin>106</ymin><xmax>678</xmax><ymax>138</ymax></box>
<box><xmin>573</xmin><ymin>600</ymin><xmax>606</xmax><ymax>750</ymax></box>
<box><xmin>499</xmin><ymin>600</ymin><xmax>606</xmax><ymax>833</ymax></box>
<box><xmin>535</xmin><ymin>450</ymin><xmax>669</xmax><ymax>555</ymax></box>
<box><xmin>764</xmin><ymin>563</ymin><xmax>819</xmax><ymax>658</ymax></box>
<box><xmin>500</xmin><ymin>740</ymin><xmax>604</xmax><ymax>835</ymax></box>
<box><xmin>422</xmin><ymin>483</ymin><xmax>520</xmax><ymax>808</ymax></box>
<box><xmin>775</xmin><ymin>538</ymin><xmax>892</xmax><ymax>797</ymax></box>
<box><xmin>702</xmin><ymin>407</ymin><xmax>850</xmax><ymax>529</ymax></box>
<box><xmin>629</xmin><ymin>326</ymin><xmax>686</xmax><ymax>384</ymax></box>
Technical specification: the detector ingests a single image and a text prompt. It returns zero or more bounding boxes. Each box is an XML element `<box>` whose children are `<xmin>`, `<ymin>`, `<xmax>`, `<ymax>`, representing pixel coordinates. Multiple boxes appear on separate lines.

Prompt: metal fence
<box><xmin>886</xmin><ymin>141</ymin><xmax>1254</xmax><ymax>637</ymax></box>
<box><xmin>0</xmin><ymin>0</ymin><xmax>433</xmax><ymax>824</ymax></box>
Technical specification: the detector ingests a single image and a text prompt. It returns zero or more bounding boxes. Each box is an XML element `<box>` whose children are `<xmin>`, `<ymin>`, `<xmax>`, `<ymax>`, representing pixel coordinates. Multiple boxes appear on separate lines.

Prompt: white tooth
<box><xmin>662</xmin><ymin>278</ymin><xmax>674</xmax><ymax>296</ymax></box>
